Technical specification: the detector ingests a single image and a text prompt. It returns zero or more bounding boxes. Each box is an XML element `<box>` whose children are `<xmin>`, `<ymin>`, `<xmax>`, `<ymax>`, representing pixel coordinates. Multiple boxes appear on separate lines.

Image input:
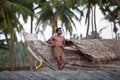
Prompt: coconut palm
<box><xmin>79</xmin><ymin>0</ymin><xmax>99</xmax><ymax>39</ymax></box>
<box><xmin>36</xmin><ymin>0</ymin><xmax>82</xmax><ymax>36</ymax></box>
<box><xmin>77</xmin><ymin>0</ymin><xmax>120</xmax><ymax>39</ymax></box>
<box><xmin>0</xmin><ymin>0</ymin><xmax>34</xmax><ymax>70</ymax></box>
<box><xmin>98</xmin><ymin>0</ymin><xmax>120</xmax><ymax>39</ymax></box>
<box><xmin>13</xmin><ymin>0</ymin><xmax>39</xmax><ymax>70</ymax></box>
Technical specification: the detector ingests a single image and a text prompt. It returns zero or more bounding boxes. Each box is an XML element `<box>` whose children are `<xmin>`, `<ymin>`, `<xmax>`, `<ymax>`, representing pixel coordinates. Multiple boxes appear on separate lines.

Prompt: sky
<box><xmin>17</xmin><ymin>5</ymin><xmax>120</xmax><ymax>42</ymax></box>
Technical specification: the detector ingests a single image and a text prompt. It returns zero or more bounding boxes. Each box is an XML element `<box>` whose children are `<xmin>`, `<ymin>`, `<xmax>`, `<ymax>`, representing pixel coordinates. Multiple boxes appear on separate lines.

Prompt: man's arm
<box><xmin>47</xmin><ymin>39</ymin><xmax>52</xmax><ymax>44</ymax></box>
<box><xmin>47</xmin><ymin>36</ymin><xmax>54</xmax><ymax>44</ymax></box>
<box><xmin>46</xmin><ymin>36</ymin><xmax>54</xmax><ymax>44</ymax></box>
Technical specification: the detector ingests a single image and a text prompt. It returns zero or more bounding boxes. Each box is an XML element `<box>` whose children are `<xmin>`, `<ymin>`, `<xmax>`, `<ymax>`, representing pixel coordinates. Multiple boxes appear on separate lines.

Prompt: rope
<box><xmin>34</xmin><ymin>59</ymin><xmax>43</xmax><ymax>70</ymax></box>
<box><xmin>27</xmin><ymin>46</ymin><xmax>43</xmax><ymax>70</ymax></box>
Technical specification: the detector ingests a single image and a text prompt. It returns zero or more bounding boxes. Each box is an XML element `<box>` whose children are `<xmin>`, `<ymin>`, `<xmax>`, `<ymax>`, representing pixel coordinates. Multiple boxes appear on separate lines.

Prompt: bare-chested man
<box><xmin>47</xmin><ymin>28</ymin><xmax>66</xmax><ymax>70</ymax></box>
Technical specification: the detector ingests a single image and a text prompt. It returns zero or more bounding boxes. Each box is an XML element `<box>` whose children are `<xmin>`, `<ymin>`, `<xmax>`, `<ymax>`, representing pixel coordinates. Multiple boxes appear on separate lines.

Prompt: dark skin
<box><xmin>47</xmin><ymin>28</ymin><xmax>66</xmax><ymax>70</ymax></box>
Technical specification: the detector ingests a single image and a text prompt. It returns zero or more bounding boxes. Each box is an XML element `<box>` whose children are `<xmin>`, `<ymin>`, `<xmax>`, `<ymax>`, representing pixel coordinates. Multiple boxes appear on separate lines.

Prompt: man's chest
<box><xmin>54</xmin><ymin>37</ymin><xmax>63</xmax><ymax>42</ymax></box>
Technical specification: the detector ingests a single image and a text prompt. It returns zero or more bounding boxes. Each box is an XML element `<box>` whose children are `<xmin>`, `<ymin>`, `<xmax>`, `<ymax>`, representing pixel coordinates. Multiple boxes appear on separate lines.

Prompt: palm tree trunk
<box><xmin>4</xmin><ymin>31</ymin><xmax>14</xmax><ymax>71</ymax></box>
<box><xmin>94</xmin><ymin>5</ymin><xmax>97</xmax><ymax>38</ymax></box>
<box><xmin>86</xmin><ymin>0</ymin><xmax>91</xmax><ymax>39</ymax></box>
<box><xmin>51</xmin><ymin>16</ymin><xmax>57</xmax><ymax>35</ymax></box>
<box><xmin>91</xmin><ymin>7</ymin><xmax>94</xmax><ymax>38</ymax></box>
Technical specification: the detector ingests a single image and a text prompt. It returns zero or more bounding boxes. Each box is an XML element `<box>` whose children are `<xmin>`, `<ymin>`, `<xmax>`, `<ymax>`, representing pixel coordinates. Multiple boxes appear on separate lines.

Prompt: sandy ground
<box><xmin>0</xmin><ymin>67</ymin><xmax>120</xmax><ymax>80</ymax></box>
<box><xmin>0</xmin><ymin>59</ymin><xmax>120</xmax><ymax>80</ymax></box>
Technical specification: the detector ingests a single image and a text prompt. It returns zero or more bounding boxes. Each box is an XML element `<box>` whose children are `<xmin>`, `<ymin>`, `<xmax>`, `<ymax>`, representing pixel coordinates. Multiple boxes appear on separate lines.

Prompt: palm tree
<box><xmin>98</xmin><ymin>0</ymin><xmax>120</xmax><ymax>39</ymax></box>
<box><xmin>36</xmin><ymin>0</ymin><xmax>81</xmax><ymax>36</ymax></box>
<box><xmin>85</xmin><ymin>0</ymin><xmax>92</xmax><ymax>39</ymax></box>
<box><xmin>76</xmin><ymin>0</ymin><xmax>120</xmax><ymax>39</ymax></box>
<box><xmin>79</xmin><ymin>0</ymin><xmax>99</xmax><ymax>39</ymax></box>
<box><xmin>0</xmin><ymin>0</ymin><xmax>33</xmax><ymax>70</ymax></box>
<box><xmin>14</xmin><ymin>0</ymin><xmax>38</xmax><ymax>71</ymax></box>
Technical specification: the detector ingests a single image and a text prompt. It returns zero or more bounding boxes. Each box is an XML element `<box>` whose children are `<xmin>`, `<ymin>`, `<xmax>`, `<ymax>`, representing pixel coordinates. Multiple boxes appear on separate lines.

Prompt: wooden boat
<box><xmin>23</xmin><ymin>32</ymin><xmax>119</xmax><ymax>70</ymax></box>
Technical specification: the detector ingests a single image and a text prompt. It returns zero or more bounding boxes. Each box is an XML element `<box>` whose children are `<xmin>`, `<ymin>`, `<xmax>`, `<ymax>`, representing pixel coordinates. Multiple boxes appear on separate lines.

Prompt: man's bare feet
<box><xmin>60</xmin><ymin>62</ymin><xmax>65</xmax><ymax>70</ymax></box>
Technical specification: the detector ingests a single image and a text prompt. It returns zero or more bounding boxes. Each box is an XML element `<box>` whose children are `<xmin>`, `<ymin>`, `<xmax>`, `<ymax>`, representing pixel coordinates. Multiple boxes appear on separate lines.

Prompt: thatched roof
<box><xmin>102</xmin><ymin>39</ymin><xmax>120</xmax><ymax>58</ymax></box>
<box><xmin>70</xmin><ymin>39</ymin><xmax>119</xmax><ymax>63</ymax></box>
<box><xmin>24</xmin><ymin>33</ymin><xmax>120</xmax><ymax>70</ymax></box>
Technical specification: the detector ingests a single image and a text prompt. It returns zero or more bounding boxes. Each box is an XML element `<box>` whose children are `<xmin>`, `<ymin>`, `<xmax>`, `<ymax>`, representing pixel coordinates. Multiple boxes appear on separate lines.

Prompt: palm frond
<box><xmin>5</xmin><ymin>1</ymin><xmax>34</xmax><ymax>22</ymax></box>
<box><xmin>36</xmin><ymin>2</ymin><xmax>53</xmax><ymax>26</ymax></box>
<box><xmin>99</xmin><ymin>26</ymin><xmax>108</xmax><ymax>34</ymax></box>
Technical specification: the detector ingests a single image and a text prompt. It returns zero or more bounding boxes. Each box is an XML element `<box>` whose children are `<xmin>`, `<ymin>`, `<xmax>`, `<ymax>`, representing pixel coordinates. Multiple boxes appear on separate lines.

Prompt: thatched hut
<box><xmin>24</xmin><ymin>33</ymin><xmax>120</xmax><ymax>70</ymax></box>
<box><xmin>67</xmin><ymin>39</ymin><xmax>118</xmax><ymax>63</ymax></box>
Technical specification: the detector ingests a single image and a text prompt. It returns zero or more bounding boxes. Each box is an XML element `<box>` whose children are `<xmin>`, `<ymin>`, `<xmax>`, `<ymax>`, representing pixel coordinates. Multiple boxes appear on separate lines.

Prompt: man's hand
<box><xmin>47</xmin><ymin>39</ymin><xmax>53</xmax><ymax>44</ymax></box>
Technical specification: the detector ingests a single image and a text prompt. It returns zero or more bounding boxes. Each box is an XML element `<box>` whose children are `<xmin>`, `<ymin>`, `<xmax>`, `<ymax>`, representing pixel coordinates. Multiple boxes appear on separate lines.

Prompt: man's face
<box><xmin>57</xmin><ymin>29</ymin><xmax>62</xmax><ymax>35</ymax></box>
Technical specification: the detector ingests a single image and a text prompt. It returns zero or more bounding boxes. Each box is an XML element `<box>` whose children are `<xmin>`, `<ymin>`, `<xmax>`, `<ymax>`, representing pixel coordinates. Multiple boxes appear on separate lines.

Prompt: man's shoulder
<box><xmin>53</xmin><ymin>35</ymin><xmax>65</xmax><ymax>39</ymax></box>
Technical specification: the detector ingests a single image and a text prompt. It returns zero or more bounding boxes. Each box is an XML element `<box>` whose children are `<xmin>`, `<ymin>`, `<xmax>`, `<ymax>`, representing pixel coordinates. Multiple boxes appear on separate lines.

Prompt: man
<box><xmin>47</xmin><ymin>28</ymin><xmax>66</xmax><ymax>70</ymax></box>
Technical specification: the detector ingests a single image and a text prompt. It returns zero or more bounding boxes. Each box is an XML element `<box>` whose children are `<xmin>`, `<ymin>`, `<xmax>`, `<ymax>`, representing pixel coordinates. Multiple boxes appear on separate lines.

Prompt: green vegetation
<box><xmin>0</xmin><ymin>42</ymin><xmax>30</xmax><ymax>68</ymax></box>
<box><xmin>0</xmin><ymin>49</ymin><xmax>9</xmax><ymax>67</ymax></box>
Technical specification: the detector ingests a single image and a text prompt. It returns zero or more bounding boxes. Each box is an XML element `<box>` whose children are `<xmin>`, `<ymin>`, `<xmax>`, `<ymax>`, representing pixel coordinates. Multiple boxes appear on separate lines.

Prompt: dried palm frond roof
<box><xmin>102</xmin><ymin>39</ymin><xmax>120</xmax><ymax>59</ymax></box>
<box><xmin>24</xmin><ymin>32</ymin><xmax>119</xmax><ymax>65</ymax></box>
<box><xmin>69</xmin><ymin>39</ymin><xmax>118</xmax><ymax>63</ymax></box>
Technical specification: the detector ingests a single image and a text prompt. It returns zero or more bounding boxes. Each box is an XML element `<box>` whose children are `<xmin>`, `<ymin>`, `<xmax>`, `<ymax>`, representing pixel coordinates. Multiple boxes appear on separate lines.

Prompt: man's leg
<box><xmin>56</xmin><ymin>57</ymin><xmax>61</xmax><ymax>70</ymax></box>
<box><xmin>60</xmin><ymin>55</ymin><xmax>66</xmax><ymax>70</ymax></box>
